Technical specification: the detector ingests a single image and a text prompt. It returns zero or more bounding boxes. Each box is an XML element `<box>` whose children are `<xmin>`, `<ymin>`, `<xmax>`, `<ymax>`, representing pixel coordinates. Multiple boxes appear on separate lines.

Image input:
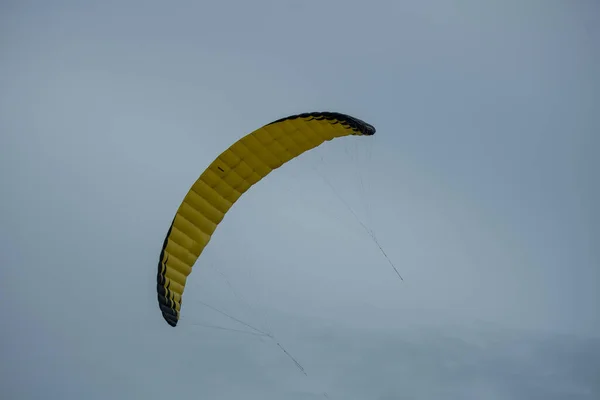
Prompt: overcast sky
<box><xmin>1</xmin><ymin>0</ymin><xmax>599</xmax><ymax>399</ymax></box>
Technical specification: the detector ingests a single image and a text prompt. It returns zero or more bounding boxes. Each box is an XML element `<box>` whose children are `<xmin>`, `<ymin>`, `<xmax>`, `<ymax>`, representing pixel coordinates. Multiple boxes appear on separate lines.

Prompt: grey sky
<box><xmin>1</xmin><ymin>0</ymin><xmax>598</xmax><ymax>399</ymax></box>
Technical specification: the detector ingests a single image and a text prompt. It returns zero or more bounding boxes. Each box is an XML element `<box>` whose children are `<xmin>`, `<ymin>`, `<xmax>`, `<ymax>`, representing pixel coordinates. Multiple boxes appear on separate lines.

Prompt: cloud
<box><xmin>1</xmin><ymin>0</ymin><xmax>598</xmax><ymax>399</ymax></box>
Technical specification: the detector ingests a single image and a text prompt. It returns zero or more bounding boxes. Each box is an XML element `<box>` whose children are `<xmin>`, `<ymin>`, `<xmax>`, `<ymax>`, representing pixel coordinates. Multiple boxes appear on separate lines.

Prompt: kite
<box><xmin>156</xmin><ymin>111</ymin><xmax>376</xmax><ymax>327</ymax></box>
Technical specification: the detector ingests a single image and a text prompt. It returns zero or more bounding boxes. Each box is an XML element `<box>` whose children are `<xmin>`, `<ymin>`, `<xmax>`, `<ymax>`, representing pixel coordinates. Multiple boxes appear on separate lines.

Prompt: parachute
<box><xmin>156</xmin><ymin>111</ymin><xmax>376</xmax><ymax>327</ymax></box>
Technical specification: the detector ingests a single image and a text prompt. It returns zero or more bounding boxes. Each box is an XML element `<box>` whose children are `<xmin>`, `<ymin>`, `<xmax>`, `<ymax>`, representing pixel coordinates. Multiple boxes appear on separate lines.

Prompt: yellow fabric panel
<box><xmin>156</xmin><ymin>112</ymin><xmax>375</xmax><ymax>327</ymax></box>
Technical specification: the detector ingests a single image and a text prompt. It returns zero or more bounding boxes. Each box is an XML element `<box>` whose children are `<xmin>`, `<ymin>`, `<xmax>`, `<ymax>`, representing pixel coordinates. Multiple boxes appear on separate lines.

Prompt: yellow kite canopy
<box><xmin>156</xmin><ymin>111</ymin><xmax>376</xmax><ymax>327</ymax></box>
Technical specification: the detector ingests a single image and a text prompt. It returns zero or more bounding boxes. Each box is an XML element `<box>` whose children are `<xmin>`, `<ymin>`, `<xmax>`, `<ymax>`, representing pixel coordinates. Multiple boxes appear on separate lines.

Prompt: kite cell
<box><xmin>156</xmin><ymin>111</ymin><xmax>376</xmax><ymax>327</ymax></box>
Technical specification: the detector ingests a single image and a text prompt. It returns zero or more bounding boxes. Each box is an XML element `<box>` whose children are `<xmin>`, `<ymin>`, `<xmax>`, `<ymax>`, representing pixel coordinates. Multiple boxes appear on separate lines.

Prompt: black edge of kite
<box><xmin>157</xmin><ymin>219</ymin><xmax>179</xmax><ymax>327</ymax></box>
<box><xmin>268</xmin><ymin>111</ymin><xmax>376</xmax><ymax>136</ymax></box>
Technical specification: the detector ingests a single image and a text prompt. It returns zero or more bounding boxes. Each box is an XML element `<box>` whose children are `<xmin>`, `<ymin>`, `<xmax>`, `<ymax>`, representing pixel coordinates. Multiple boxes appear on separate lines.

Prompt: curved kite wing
<box><xmin>156</xmin><ymin>111</ymin><xmax>376</xmax><ymax>327</ymax></box>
